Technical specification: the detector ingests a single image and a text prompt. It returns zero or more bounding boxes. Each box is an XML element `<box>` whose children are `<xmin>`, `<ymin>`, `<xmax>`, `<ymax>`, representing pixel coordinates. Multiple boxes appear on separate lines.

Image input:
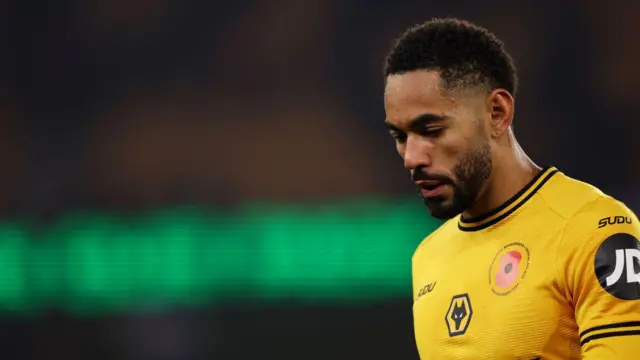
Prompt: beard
<box><xmin>419</xmin><ymin>141</ymin><xmax>492</xmax><ymax>220</ymax></box>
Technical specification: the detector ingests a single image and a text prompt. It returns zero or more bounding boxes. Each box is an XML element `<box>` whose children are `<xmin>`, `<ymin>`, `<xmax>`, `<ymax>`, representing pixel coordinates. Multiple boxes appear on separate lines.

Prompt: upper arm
<box><xmin>557</xmin><ymin>197</ymin><xmax>640</xmax><ymax>358</ymax></box>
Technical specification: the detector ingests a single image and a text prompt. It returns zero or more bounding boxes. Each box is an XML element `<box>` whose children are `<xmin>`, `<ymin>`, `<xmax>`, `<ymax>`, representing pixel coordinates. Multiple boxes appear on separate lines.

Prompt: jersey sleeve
<box><xmin>557</xmin><ymin>196</ymin><xmax>640</xmax><ymax>359</ymax></box>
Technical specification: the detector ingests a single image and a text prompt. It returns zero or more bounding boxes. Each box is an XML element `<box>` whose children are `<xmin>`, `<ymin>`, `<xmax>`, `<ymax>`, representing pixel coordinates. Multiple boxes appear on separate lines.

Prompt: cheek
<box><xmin>437</xmin><ymin>133</ymin><xmax>470</xmax><ymax>168</ymax></box>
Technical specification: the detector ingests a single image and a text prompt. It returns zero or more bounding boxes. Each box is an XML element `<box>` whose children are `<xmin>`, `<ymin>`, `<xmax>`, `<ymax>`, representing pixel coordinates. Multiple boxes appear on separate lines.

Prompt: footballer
<box><xmin>383</xmin><ymin>18</ymin><xmax>640</xmax><ymax>359</ymax></box>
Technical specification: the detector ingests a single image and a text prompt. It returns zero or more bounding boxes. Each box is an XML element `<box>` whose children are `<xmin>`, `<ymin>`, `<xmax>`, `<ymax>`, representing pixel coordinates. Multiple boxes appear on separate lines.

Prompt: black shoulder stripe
<box><xmin>579</xmin><ymin>321</ymin><xmax>640</xmax><ymax>339</ymax></box>
<box><xmin>581</xmin><ymin>330</ymin><xmax>640</xmax><ymax>346</ymax></box>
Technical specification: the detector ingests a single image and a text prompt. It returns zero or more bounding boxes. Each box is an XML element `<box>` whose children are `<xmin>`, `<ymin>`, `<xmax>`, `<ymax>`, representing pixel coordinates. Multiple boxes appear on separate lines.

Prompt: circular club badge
<box><xmin>489</xmin><ymin>242</ymin><xmax>530</xmax><ymax>296</ymax></box>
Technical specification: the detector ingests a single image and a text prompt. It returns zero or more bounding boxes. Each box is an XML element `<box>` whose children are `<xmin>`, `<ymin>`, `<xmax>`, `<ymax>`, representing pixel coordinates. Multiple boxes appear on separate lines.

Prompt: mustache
<box><xmin>412</xmin><ymin>168</ymin><xmax>453</xmax><ymax>184</ymax></box>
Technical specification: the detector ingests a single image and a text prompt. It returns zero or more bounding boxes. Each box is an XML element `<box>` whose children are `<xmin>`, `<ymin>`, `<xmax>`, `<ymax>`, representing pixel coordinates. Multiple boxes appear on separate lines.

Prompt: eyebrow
<box><xmin>384</xmin><ymin>113</ymin><xmax>448</xmax><ymax>132</ymax></box>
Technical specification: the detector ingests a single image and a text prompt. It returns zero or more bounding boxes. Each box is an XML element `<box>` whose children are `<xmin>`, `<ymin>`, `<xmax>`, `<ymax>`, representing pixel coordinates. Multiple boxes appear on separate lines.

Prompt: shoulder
<box><xmin>560</xmin><ymin>194</ymin><xmax>639</xmax><ymax>269</ymax></box>
<box><xmin>531</xmin><ymin>169</ymin><xmax>636</xmax><ymax>233</ymax></box>
<box><xmin>564</xmin><ymin>193</ymin><xmax>638</xmax><ymax>241</ymax></box>
<box><xmin>549</xmin><ymin>172</ymin><xmax>639</xmax><ymax>260</ymax></box>
<box><xmin>413</xmin><ymin>217</ymin><xmax>458</xmax><ymax>259</ymax></box>
<box><xmin>557</xmin><ymin>185</ymin><xmax>639</xmax><ymax>278</ymax></box>
<box><xmin>556</xmin><ymin>192</ymin><xmax>640</xmax><ymax>305</ymax></box>
<box><xmin>537</xmin><ymin>170</ymin><xmax>611</xmax><ymax>220</ymax></box>
<box><xmin>552</xmin><ymin>182</ymin><xmax>640</xmax><ymax>301</ymax></box>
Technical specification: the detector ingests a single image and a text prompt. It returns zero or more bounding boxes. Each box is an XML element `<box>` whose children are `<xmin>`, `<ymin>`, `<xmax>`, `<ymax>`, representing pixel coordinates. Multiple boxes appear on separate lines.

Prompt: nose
<box><xmin>402</xmin><ymin>136</ymin><xmax>432</xmax><ymax>170</ymax></box>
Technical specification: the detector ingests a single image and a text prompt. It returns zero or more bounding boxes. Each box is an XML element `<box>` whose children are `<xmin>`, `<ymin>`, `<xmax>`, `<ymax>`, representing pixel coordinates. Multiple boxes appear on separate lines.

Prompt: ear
<box><xmin>486</xmin><ymin>89</ymin><xmax>514</xmax><ymax>138</ymax></box>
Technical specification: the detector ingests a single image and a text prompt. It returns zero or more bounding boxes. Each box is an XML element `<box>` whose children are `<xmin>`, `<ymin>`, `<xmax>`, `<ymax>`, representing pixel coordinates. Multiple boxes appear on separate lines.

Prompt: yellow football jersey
<box><xmin>412</xmin><ymin>166</ymin><xmax>640</xmax><ymax>359</ymax></box>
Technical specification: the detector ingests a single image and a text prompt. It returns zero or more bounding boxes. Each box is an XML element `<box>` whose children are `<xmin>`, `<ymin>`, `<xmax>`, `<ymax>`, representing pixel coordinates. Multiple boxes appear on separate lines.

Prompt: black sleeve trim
<box><xmin>579</xmin><ymin>321</ymin><xmax>640</xmax><ymax>339</ymax></box>
<box><xmin>581</xmin><ymin>330</ymin><xmax>640</xmax><ymax>347</ymax></box>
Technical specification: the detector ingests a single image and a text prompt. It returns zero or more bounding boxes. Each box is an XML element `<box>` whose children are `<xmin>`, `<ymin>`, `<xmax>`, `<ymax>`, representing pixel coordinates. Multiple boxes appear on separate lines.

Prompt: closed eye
<box><xmin>389</xmin><ymin>131</ymin><xmax>407</xmax><ymax>143</ymax></box>
<box><xmin>419</xmin><ymin>127</ymin><xmax>444</xmax><ymax>137</ymax></box>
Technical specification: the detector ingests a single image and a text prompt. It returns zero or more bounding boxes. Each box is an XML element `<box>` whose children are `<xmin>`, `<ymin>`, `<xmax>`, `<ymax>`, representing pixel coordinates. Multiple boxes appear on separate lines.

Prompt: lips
<box><xmin>416</xmin><ymin>181</ymin><xmax>446</xmax><ymax>198</ymax></box>
<box><xmin>415</xmin><ymin>180</ymin><xmax>442</xmax><ymax>189</ymax></box>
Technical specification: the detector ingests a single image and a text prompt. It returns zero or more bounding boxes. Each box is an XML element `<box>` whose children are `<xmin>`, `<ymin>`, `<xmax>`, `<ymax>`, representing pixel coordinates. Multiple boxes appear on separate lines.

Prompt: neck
<box><xmin>462</xmin><ymin>135</ymin><xmax>540</xmax><ymax>220</ymax></box>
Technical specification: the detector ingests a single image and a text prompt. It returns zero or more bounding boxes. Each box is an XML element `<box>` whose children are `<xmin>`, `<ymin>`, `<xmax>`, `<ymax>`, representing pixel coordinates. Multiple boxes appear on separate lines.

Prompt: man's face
<box><xmin>384</xmin><ymin>70</ymin><xmax>492</xmax><ymax>220</ymax></box>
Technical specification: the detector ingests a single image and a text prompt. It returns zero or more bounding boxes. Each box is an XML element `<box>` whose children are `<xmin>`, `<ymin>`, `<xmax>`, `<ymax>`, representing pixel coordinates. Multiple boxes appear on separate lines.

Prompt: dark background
<box><xmin>0</xmin><ymin>0</ymin><xmax>638</xmax><ymax>359</ymax></box>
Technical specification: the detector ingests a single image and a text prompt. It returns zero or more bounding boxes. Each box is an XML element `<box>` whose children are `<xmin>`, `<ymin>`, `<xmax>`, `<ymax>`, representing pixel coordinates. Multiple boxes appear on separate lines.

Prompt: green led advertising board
<box><xmin>0</xmin><ymin>198</ymin><xmax>441</xmax><ymax>314</ymax></box>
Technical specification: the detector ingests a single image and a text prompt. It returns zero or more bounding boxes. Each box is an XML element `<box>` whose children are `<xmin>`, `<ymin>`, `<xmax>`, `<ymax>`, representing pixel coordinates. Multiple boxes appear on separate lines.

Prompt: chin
<box><xmin>424</xmin><ymin>197</ymin><xmax>466</xmax><ymax>220</ymax></box>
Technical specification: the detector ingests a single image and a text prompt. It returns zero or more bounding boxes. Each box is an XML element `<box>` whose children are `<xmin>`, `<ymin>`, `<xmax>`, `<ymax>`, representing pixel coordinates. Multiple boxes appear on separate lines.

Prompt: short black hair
<box><xmin>384</xmin><ymin>18</ymin><xmax>518</xmax><ymax>97</ymax></box>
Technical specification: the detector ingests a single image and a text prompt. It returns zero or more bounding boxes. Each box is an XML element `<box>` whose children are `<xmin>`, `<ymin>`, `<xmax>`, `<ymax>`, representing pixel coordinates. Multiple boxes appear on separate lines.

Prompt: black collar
<box><xmin>457</xmin><ymin>166</ymin><xmax>559</xmax><ymax>232</ymax></box>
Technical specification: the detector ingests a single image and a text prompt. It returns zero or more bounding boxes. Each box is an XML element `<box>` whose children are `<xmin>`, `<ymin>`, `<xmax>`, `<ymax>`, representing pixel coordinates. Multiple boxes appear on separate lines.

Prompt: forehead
<box><xmin>384</xmin><ymin>70</ymin><xmax>458</xmax><ymax>125</ymax></box>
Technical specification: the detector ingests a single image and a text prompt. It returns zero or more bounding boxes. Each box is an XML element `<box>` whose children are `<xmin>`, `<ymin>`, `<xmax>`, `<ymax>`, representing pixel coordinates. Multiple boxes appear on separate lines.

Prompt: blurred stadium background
<box><xmin>0</xmin><ymin>0</ymin><xmax>638</xmax><ymax>359</ymax></box>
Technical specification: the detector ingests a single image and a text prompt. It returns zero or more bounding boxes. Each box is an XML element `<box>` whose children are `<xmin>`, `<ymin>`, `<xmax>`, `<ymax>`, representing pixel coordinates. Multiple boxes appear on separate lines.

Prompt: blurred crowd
<box><xmin>1</xmin><ymin>0</ymin><xmax>639</xmax><ymax>221</ymax></box>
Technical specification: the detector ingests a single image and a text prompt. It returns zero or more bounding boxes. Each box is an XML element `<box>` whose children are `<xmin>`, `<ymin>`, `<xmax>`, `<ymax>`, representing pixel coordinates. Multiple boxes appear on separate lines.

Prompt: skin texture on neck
<box><xmin>461</xmin><ymin>129</ymin><xmax>540</xmax><ymax>220</ymax></box>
